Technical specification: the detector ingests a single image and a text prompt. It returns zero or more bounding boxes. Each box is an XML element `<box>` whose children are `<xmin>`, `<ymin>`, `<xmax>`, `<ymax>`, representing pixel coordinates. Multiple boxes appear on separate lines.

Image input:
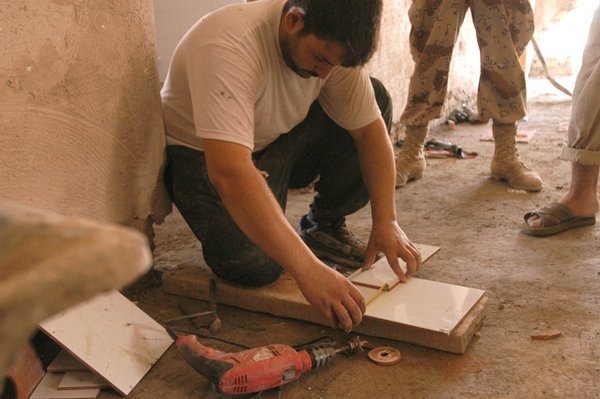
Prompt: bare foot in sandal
<box><xmin>522</xmin><ymin>163</ymin><xmax>599</xmax><ymax>236</ymax></box>
<box><xmin>526</xmin><ymin>196</ymin><xmax>599</xmax><ymax>229</ymax></box>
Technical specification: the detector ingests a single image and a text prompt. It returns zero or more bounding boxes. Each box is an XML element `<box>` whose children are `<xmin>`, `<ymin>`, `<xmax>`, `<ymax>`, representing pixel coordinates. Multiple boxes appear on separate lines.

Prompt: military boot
<box><xmin>490</xmin><ymin>122</ymin><xmax>543</xmax><ymax>192</ymax></box>
<box><xmin>395</xmin><ymin>125</ymin><xmax>428</xmax><ymax>188</ymax></box>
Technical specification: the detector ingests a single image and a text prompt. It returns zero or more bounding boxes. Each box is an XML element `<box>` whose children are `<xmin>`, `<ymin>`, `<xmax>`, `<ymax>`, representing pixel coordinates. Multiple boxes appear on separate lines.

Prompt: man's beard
<box><xmin>280</xmin><ymin>35</ymin><xmax>318</xmax><ymax>78</ymax></box>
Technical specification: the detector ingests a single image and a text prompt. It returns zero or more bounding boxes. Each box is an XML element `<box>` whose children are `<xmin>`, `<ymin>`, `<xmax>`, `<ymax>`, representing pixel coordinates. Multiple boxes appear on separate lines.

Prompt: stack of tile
<box><xmin>30</xmin><ymin>351</ymin><xmax>109</xmax><ymax>399</ymax></box>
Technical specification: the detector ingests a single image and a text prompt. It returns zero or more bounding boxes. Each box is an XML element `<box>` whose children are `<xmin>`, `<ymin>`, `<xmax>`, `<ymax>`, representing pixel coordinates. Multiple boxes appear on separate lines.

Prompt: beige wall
<box><xmin>0</xmin><ymin>1</ymin><xmax>170</xmax><ymax>235</ymax></box>
<box><xmin>153</xmin><ymin>0</ymin><xmax>242</xmax><ymax>80</ymax></box>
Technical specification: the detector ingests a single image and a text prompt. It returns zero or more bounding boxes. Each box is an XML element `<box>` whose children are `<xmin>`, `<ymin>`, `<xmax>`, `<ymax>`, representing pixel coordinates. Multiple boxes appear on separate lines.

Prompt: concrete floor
<box><xmin>112</xmin><ymin>79</ymin><xmax>598</xmax><ymax>399</ymax></box>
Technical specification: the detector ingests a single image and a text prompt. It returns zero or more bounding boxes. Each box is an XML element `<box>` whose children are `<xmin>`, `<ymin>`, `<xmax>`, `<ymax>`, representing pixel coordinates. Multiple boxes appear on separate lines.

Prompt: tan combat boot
<box><xmin>490</xmin><ymin>122</ymin><xmax>543</xmax><ymax>192</ymax></box>
<box><xmin>395</xmin><ymin>125</ymin><xmax>428</xmax><ymax>187</ymax></box>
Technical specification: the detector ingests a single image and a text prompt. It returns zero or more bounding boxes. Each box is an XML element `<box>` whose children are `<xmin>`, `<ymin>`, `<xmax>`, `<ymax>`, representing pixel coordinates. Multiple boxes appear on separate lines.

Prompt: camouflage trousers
<box><xmin>400</xmin><ymin>0</ymin><xmax>534</xmax><ymax>128</ymax></box>
<box><xmin>562</xmin><ymin>5</ymin><xmax>600</xmax><ymax>165</ymax></box>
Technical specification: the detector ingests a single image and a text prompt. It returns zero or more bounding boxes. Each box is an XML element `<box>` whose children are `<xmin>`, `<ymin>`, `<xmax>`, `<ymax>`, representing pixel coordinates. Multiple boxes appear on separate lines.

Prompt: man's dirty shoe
<box><xmin>491</xmin><ymin>157</ymin><xmax>543</xmax><ymax>192</ymax></box>
<box><xmin>296</xmin><ymin>214</ymin><xmax>366</xmax><ymax>268</ymax></box>
<box><xmin>395</xmin><ymin>148</ymin><xmax>426</xmax><ymax>187</ymax></box>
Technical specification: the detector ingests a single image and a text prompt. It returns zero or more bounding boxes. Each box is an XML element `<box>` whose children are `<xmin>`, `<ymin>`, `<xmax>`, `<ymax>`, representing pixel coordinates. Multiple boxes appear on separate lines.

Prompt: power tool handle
<box><xmin>175</xmin><ymin>335</ymin><xmax>314</xmax><ymax>395</ymax></box>
<box><xmin>176</xmin><ymin>335</ymin><xmax>233</xmax><ymax>386</ymax></box>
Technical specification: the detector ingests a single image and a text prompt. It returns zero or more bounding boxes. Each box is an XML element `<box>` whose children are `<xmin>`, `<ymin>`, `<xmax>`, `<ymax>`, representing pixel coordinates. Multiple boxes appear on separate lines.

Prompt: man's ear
<box><xmin>283</xmin><ymin>6</ymin><xmax>305</xmax><ymax>33</ymax></box>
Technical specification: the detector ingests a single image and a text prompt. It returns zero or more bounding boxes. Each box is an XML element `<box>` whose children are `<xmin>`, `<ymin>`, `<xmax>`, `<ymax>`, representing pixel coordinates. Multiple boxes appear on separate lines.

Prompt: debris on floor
<box><xmin>530</xmin><ymin>329</ymin><xmax>562</xmax><ymax>341</ymax></box>
<box><xmin>368</xmin><ymin>347</ymin><xmax>402</xmax><ymax>366</ymax></box>
<box><xmin>447</xmin><ymin>104</ymin><xmax>481</xmax><ymax>125</ymax></box>
<box><xmin>480</xmin><ymin>128</ymin><xmax>538</xmax><ymax>143</ymax></box>
<box><xmin>396</xmin><ymin>137</ymin><xmax>478</xmax><ymax>159</ymax></box>
<box><xmin>425</xmin><ymin>138</ymin><xmax>478</xmax><ymax>159</ymax></box>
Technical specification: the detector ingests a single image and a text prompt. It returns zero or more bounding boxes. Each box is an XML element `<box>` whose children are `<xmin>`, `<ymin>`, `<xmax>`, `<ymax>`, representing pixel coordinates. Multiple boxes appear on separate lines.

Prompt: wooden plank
<box><xmin>162</xmin><ymin>261</ymin><xmax>488</xmax><ymax>354</ymax></box>
<box><xmin>38</xmin><ymin>291</ymin><xmax>173</xmax><ymax>397</ymax></box>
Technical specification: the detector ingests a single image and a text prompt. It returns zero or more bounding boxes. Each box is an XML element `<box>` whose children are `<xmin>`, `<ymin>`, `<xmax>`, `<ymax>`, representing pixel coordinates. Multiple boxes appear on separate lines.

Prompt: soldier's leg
<box><xmin>471</xmin><ymin>0</ymin><xmax>543</xmax><ymax>191</ymax></box>
<box><xmin>396</xmin><ymin>0</ymin><xmax>469</xmax><ymax>187</ymax></box>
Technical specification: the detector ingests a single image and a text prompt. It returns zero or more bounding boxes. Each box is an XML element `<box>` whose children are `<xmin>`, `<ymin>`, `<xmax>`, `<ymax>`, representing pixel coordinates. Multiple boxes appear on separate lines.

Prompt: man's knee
<box><xmin>370</xmin><ymin>77</ymin><xmax>394</xmax><ymax>132</ymax></box>
<box><xmin>205</xmin><ymin>248</ymin><xmax>283</xmax><ymax>287</ymax></box>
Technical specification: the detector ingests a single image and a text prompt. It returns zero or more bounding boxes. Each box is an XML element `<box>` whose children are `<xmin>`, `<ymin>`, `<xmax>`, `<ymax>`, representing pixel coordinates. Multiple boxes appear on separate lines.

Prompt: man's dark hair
<box><xmin>285</xmin><ymin>0</ymin><xmax>383</xmax><ymax>67</ymax></box>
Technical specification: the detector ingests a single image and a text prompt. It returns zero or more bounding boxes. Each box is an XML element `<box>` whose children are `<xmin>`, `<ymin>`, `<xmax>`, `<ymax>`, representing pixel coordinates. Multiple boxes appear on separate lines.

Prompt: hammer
<box><xmin>165</xmin><ymin>278</ymin><xmax>222</xmax><ymax>333</ymax></box>
<box><xmin>207</xmin><ymin>278</ymin><xmax>222</xmax><ymax>333</ymax></box>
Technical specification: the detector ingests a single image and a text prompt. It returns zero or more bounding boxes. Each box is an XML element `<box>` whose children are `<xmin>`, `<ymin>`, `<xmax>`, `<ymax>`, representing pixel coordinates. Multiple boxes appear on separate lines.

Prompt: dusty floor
<box><xmin>108</xmin><ymin>79</ymin><xmax>598</xmax><ymax>399</ymax></box>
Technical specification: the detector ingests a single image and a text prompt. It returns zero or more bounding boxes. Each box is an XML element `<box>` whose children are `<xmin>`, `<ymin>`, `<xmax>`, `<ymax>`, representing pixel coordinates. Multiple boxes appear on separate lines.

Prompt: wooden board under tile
<box><xmin>38</xmin><ymin>291</ymin><xmax>173</xmax><ymax>397</ymax></box>
<box><xmin>161</xmin><ymin>244</ymin><xmax>488</xmax><ymax>354</ymax></box>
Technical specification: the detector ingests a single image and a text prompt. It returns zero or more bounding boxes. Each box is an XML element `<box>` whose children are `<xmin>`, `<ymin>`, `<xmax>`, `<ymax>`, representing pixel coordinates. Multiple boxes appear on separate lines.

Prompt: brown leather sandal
<box><xmin>521</xmin><ymin>202</ymin><xmax>596</xmax><ymax>237</ymax></box>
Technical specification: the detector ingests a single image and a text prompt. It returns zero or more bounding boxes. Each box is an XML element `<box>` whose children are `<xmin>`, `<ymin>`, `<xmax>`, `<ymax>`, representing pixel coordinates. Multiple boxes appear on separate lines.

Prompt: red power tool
<box><xmin>175</xmin><ymin>334</ymin><xmax>365</xmax><ymax>395</ymax></box>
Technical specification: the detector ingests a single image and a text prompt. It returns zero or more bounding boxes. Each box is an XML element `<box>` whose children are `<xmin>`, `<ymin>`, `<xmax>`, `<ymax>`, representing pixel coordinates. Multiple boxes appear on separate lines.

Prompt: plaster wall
<box><xmin>0</xmin><ymin>1</ymin><xmax>170</xmax><ymax>233</ymax></box>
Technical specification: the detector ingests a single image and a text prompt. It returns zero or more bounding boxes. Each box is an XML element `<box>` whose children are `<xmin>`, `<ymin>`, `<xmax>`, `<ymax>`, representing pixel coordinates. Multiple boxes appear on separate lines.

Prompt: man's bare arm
<box><xmin>202</xmin><ymin>139</ymin><xmax>366</xmax><ymax>331</ymax></box>
<box><xmin>349</xmin><ymin>117</ymin><xmax>422</xmax><ymax>280</ymax></box>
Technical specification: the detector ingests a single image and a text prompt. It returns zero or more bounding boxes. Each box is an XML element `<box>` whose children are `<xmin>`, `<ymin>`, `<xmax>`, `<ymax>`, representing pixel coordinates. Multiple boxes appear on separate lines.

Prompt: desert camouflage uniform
<box><xmin>400</xmin><ymin>0</ymin><xmax>534</xmax><ymax>128</ymax></box>
<box><xmin>562</xmin><ymin>5</ymin><xmax>600</xmax><ymax>165</ymax></box>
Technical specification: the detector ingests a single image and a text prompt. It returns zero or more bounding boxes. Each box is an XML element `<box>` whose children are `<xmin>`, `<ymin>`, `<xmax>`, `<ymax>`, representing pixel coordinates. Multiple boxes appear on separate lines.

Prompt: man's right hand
<box><xmin>292</xmin><ymin>260</ymin><xmax>366</xmax><ymax>332</ymax></box>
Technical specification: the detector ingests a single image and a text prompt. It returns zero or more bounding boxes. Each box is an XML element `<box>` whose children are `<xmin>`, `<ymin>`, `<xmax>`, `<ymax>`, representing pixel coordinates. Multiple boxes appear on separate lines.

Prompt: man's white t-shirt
<box><xmin>160</xmin><ymin>0</ymin><xmax>381</xmax><ymax>153</ymax></box>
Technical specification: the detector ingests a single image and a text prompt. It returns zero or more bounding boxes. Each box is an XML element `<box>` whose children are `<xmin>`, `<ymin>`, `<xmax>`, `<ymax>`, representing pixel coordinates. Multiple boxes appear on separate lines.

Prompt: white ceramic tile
<box><xmin>366</xmin><ymin>276</ymin><xmax>485</xmax><ymax>335</ymax></box>
<box><xmin>354</xmin><ymin>284</ymin><xmax>383</xmax><ymax>305</ymax></box>
<box><xmin>30</xmin><ymin>373</ymin><xmax>99</xmax><ymax>399</ymax></box>
<box><xmin>47</xmin><ymin>350</ymin><xmax>87</xmax><ymax>373</ymax></box>
<box><xmin>39</xmin><ymin>291</ymin><xmax>173</xmax><ymax>397</ymax></box>
<box><xmin>58</xmin><ymin>371</ymin><xmax>108</xmax><ymax>390</ymax></box>
<box><xmin>349</xmin><ymin>244</ymin><xmax>440</xmax><ymax>290</ymax></box>
<box><xmin>350</xmin><ymin>249</ymin><xmax>485</xmax><ymax>335</ymax></box>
